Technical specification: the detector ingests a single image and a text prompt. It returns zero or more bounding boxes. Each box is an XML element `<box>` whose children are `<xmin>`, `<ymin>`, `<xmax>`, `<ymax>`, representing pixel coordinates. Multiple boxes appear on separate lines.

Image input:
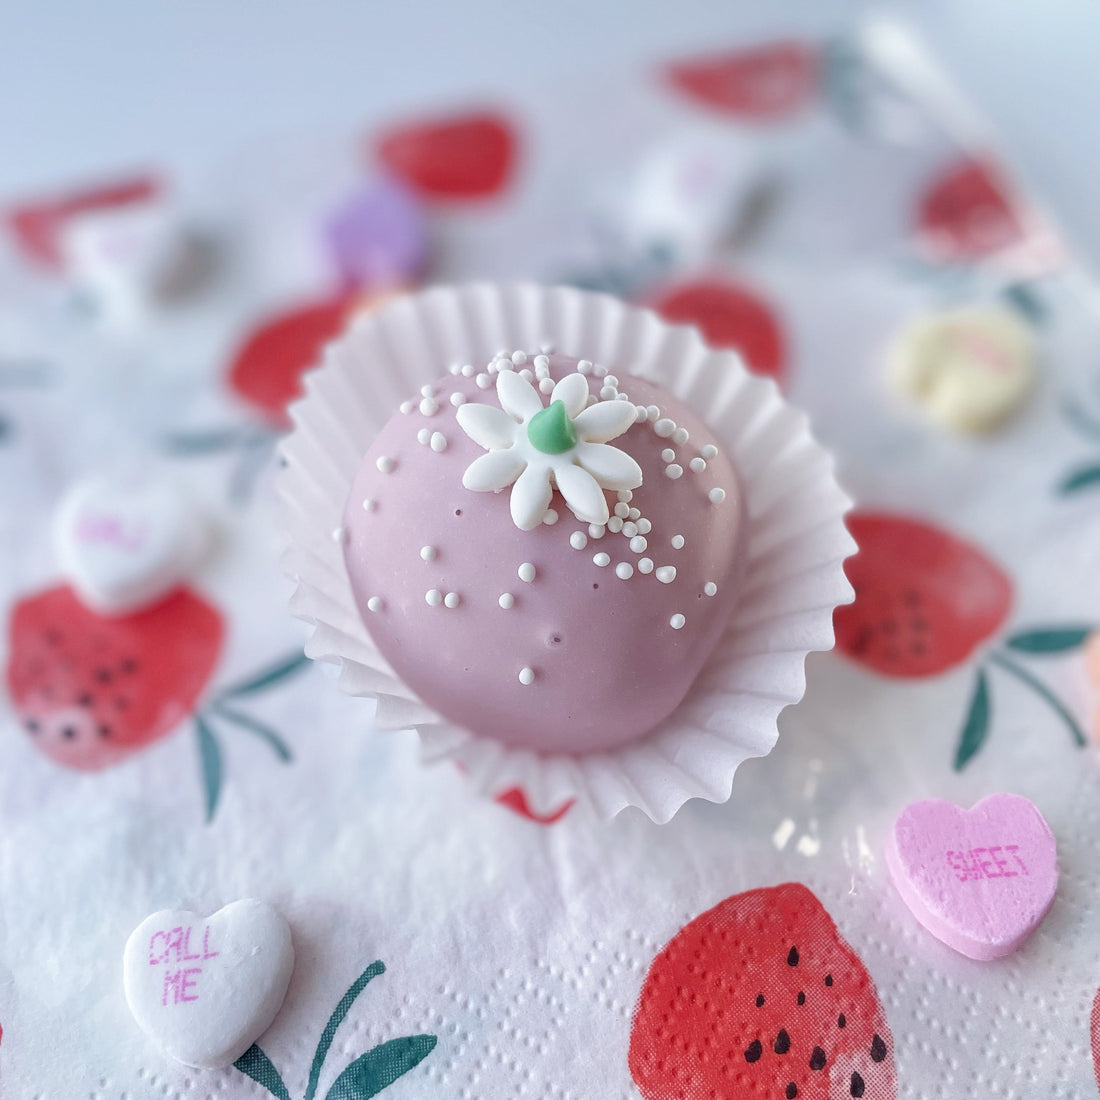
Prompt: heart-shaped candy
<box><xmin>54</xmin><ymin>475</ymin><xmax>206</xmax><ymax>615</ymax></box>
<box><xmin>886</xmin><ymin>793</ymin><xmax>1057</xmax><ymax>960</ymax></box>
<box><xmin>123</xmin><ymin>899</ymin><xmax>294</xmax><ymax>1069</ymax></box>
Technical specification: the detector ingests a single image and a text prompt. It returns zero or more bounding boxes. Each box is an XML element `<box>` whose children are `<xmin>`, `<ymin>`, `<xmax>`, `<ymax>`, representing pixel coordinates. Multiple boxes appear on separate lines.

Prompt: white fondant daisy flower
<box><xmin>456</xmin><ymin>370</ymin><xmax>642</xmax><ymax>530</ymax></box>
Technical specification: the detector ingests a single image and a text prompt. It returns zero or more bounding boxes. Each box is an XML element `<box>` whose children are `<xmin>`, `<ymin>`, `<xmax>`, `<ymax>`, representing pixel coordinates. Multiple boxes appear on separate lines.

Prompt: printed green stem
<box><xmin>234</xmin><ymin>1043</ymin><xmax>292</xmax><ymax>1100</ymax></box>
<box><xmin>304</xmin><ymin>960</ymin><xmax>387</xmax><ymax>1100</ymax></box>
<box><xmin>209</xmin><ymin>701</ymin><xmax>293</xmax><ymax>762</ymax></box>
<box><xmin>194</xmin><ymin>715</ymin><xmax>223</xmax><ymax>822</ymax></box>
<box><xmin>214</xmin><ymin>651</ymin><xmax>311</xmax><ymax>702</ymax></box>
<box><xmin>988</xmin><ymin>649</ymin><xmax>1086</xmax><ymax>748</ymax></box>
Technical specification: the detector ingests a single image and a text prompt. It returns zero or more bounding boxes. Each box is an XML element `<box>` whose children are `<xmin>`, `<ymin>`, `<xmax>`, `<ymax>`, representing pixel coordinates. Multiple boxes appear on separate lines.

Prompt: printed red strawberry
<box><xmin>6</xmin><ymin>584</ymin><xmax>223</xmax><ymax>770</ymax></box>
<box><xmin>6</xmin><ymin>174</ymin><xmax>161</xmax><ymax>271</ymax></box>
<box><xmin>915</xmin><ymin>159</ymin><xmax>1025</xmax><ymax>262</ymax></box>
<box><xmin>630</xmin><ymin>883</ymin><xmax>896</xmax><ymax>1100</ymax></box>
<box><xmin>373</xmin><ymin>111</ymin><xmax>517</xmax><ymax>200</ymax></box>
<box><xmin>494</xmin><ymin>786</ymin><xmax>574</xmax><ymax>825</ymax></box>
<box><xmin>834</xmin><ymin>512</ymin><xmax>1012</xmax><ymax>678</ymax></box>
<box><xmin>228</xmin><ymin>295</ymin><xmax>354</xmax><ymax>427</ymax></box>
<box><xmin>649</xmin><ymin>278</ymin><xmax>787</xmax><ymax>385</ymax></box>
<box><xmin>665</xmin><ymin>42</ymin><xmax>819</xmax><ymax>120</ymax></box>
<box><xmin>835</xmin><ymin>511</ymin><xmax>1091</xmax><ymax>770</ymax></box>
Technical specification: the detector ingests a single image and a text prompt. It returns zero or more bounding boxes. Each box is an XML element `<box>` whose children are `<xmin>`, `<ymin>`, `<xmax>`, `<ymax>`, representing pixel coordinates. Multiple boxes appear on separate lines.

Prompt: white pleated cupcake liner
<box><xmin>278</xmin><ymin>283</ymin><xmax>855</xmax><ymax>823</ymax></box>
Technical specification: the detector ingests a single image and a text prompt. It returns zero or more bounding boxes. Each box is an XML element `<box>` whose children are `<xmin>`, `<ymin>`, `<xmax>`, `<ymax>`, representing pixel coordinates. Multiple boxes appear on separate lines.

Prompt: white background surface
<box><xmin>2</xmin><ymin>1</ymin><xmax>1099</xmax><ymax>267</ymax></box>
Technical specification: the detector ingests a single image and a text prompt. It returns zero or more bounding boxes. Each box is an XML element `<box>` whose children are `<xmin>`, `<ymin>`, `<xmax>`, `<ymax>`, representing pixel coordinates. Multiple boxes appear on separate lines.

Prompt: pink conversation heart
<box><xmin>885</xmin><ymin>793</ymin><xmax>1057</xmax><ymax>961</ymax></box>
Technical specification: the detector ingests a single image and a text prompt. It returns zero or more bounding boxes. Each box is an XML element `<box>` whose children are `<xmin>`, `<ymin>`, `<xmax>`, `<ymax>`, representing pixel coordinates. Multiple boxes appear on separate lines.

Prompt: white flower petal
<box><xmin>575</xmin><ymin>442</ymin><xmax>643</xmax><ymax>490</ymax></box>
<box><xmin>550</xmin><ymin>373</ymin><xmax>589</xmax><ymax>418</ymax></box>
<box><xmin>455</xmin><ymin>403</ymin><xmax>518</xmax><ymax>450</ymax></box>
<box><xmin>510</xmin><ymin>463</ymin><xmax>553</xmax><ymax>530</ymax></box>
<box><xmin>573</xmin><ymin>400</ymin><xmax>638</xmax><ymax>443</ymax></box>
<box><xmin>554</xmin><ymin>463</ymin><xmax>610</xmax><ymax>526</ymax></box>
<box><xmin>463</xmin><ymin>448</ymin><xmax>526</xmax><ymax>492</ymax></box>
<box><xmin>497</xmin><ymin>370</ymin><xmax>543</xmax><ymax>422</ymax></box>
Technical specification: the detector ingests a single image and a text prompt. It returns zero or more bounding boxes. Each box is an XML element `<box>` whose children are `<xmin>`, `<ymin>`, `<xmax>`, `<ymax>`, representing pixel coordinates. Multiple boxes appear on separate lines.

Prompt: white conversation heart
<box><xmin>888</xmin><ymin>305</ymin><xmax>1036</xmax><ymax>433</ymax></box>
<box><xmin>54</xmin><ymin>475</ymin><xmax>205</xmax><ymax>615</ymax></box>
<box><xmin>123</xmin><ymin>899</ymin><xmax>294</xmax><ymax>1069</ymax></box>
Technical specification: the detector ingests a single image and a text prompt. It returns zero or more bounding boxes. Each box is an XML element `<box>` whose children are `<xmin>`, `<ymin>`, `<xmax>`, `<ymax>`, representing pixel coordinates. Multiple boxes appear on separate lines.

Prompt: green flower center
<box><xmin>526</xmin><ymin>400</ymin><xmax>576</xmax><ymax>455</ymax></box>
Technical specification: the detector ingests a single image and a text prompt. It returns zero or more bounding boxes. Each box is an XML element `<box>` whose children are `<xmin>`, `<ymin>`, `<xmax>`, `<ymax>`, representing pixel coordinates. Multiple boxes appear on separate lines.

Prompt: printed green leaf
<box><xmin>195</xmin><ymin>716</ymin><xmax>223</xmax><ymax>823</ymax></box>
<box><xmin>1058</xmin><ymin>464</ymin><xmax>1100</xmax><ymax>495</ymax></box>
<box><xmin>324</xmin><ymin>1036</ymin><xmax>438</xmax><ymax>1100</ymax></box>
<box><xmin>234</xmin><ymin>1044</ymin><xmax>292</xmax><ymax>1100</ymax></box>
<box><xmin>305</xmin><ymin>961</ymin><xmax>386</xmax><ymax>1100</ymax></box>
<box><xmin>1000</xmin><ymin>283</ymin><xmax>1044</xmax><ymax>324</ymax></box>
<box><xmin>953</xmin><ymin>668</ymin><xmax>990</xmax><ymax>771</ymax></box>
<box><xmin>211</xmin><ymin>702</ymin><xmax>293</xmax><ymax>762</ymax></box>
<box><xmin>163</xmin><ymin>427</ymin><xmax>248</xmax><ymax>454</ymax></box>
<box><xmin>216</xmin><ymin>651</ymin><xmax>311</xmax><ymax>701</ymax></box>
<box><xmin>1005</xmin><ymin>627</ymin><xmax>1092</xmax><ymax>653</ymax></box>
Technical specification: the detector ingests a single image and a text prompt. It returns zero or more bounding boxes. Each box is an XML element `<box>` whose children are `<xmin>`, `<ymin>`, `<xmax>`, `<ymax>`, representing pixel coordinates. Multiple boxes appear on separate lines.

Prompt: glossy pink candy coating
<box><xmin>342</xmin><ymin>355</ymin><xmax>747</xmax><ymax>753</ymax></box>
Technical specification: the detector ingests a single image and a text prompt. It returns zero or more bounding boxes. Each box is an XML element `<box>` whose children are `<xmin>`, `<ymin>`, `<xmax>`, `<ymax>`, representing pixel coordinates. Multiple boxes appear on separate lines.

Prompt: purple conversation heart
<box><xmin>886</xmin><ymin>793</ymin><xmax>1057</xmax><ymax>961</ymax></box>
<box><xmin>325</xmin><ymin>177</ymin><xmax>427</xmax><ymax>289</ymax></box>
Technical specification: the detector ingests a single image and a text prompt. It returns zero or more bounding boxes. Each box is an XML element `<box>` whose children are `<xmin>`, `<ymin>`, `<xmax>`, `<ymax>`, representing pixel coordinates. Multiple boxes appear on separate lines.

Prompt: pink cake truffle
<box><xmin>341</xmin><ymin>351</ymin><xmax>747</xmax><ymax>753</ymax></box>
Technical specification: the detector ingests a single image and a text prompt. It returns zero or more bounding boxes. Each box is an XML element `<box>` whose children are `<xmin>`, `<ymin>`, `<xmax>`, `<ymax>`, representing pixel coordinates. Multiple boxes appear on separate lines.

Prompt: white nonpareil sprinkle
<box><xmin>656</xmin><ymin>566</ymin><xmax>677</xmax><ymax>584</ymax></box>
<box><xmin>511</xmin><ymin>349</ymin><xmax>528</xmax><ymax>365</ymax></box>
<box><xmin>420</xmin><ymin>545</ymin><xmax>437</xmax><ymax>562</ymax></box>
<box><xmin>444</xmin><ymin>592</ymin><xmax>460</xmax><ymax>609</ymax></box>
<box><xmin>539</xmin><ymin>377</ymin><xmax>555</xmax><ymax>394</ymax></box>
<box><xmin>332</xmin><ymin>526</ymin><xmax>346</xmax><ymax>544</ymax></box>
<box><xmin>646</xmin><ymin>405</ymin><xmax>660</xmax><ymax>422</ymax></box>
<box><xmin>704</xmin><ymin>582</ymin><xmax>718</xmax><ymax>597</ymax></box>
<box><xmin>607</xmin><ymin>516</ymin><xmax>623</xmax><ymax>533</ymax></box>
<box><xmin>593</xmin><ymin>362</ymin><xmax>608</xmax><ymax>378</ymax></box>
<box><xmin>540</xmin><ymin>341</ymin><xmax>555</xmax><ymax>353</ymax></box>
<box><xmin>702</xmin><ymin>444</ymin><xmax>718</xmax><ymax>459</ymax></box>
<box><xmin>542</xmin><ymin>509</ymin><xmax>559</xmax><ymax>525</ymax></box>
<box><xmin>615</xmin><ymin>562</ymin><xmax>634</xmax><ymax>580</ymax></box>
<box><xmin>636</xmin><ymin>518</ymin><xmax>652</xmax><ymax>535</ymax></box>
<box><xmin>376</xmin><ymin>456</ymin><xmax>395</xmax><ymax>473</ymax></box>
<box><xmin>461</xmin><ymin>363</ymin><xmax>475</xmax><ymax>377</ymax></box>
<box><xmin>425</xmin><ymin>589</ymin><xmax>443</xmax><ymax>606</ymax></box>
<box><xmin>634</xmin><ymin>405</ymin><xmax>649</xmax><ymax>424</ymax></box>
<box><xmin>362</xmin><ymin>498</ymin><xmax>375</xmax><ymax>511</ymax></box>
<box><xmin>614</xmin><ymin>502</ymin><xmax>630</xmax><ymax>519</ymax></box>
<box><xmin>665</xmin><ymin>464</ymin><xmax>683</xmax><ymax>480</ymax></box>
<box><xmin>367</xmin><ymin>596</ymin><xmax>383</xmax><ymax>613</ymax></box>
<box><xmin>670</xmin><ymin>613</ymin><xmax>686</xmax><ymax>630</ymax></box>
<box><xmin>622</xmin><ymin>521</ymin><xmax>638</xmax><ymax>538</ymax></box>
<box><xmin>638</xmin><ymin>557</ymin><xmax>654</xmax><ymax>574</ymax></box>
<box><xmin>475</xmin><ymin>373</ymin><xmax>492</xmax><ymax>389</ymax></box>
<box><xmin>570</xmin><ymin>531</ymin><xmax>588</xmax><ymax>550</ymax></box>
<box><xmin>589</xmin><ymin>524</ymin><xmax>605</xmax><ymax>539</ymax></box>
<box><xmin>420</xmin><ymin>384</ymin><xmax>433</xmax><ymax>397</ymax></box>
<box><xmin>617</xmin><ymin>490</ymin><xmax>633</xmax><ymax>503</ymax></box>
<box><xmin>533</xmin><ymin>354</ymin><xmax>550</xmax><ymax>371</ymax></box>
<box><xmin>518</xmin><ymin>666</ymin><xmax>535</xmax><ymax>686</ymax></box>
<box><xmin>690</xmin><ymin>457</ymin><xmax>707</xmax><ymax>473</ymax></box>
<box><xmin>449</xmin><ymin>362</ymin><xmax>462</xmax><ymax>375</ymax></box>
<box><xmin>671</xmin><ymin>534</ymin><xmax>685</xmax><ymax>549</ymax></box>
<box><xmin>520</xmin><ymin>368</ymin><xmax>534</xmax><ymax>382</ymax></box>
<box><xmin>629</xmin><ymin>535</ymin><xmax>647</xmax><ymax>553</ymax></box>
<box><xmin>518</xmin><ymin>562</ymin><xmax>536</xmax><ymax>583</ymax></box>
<box><xmin>430</xmin><ymin>432</ymin><xmax>447</xmax><ymax>452</ymax></box>
<box><xmin>628</xmin><ymin>507</ymin><xmax>641</xmax><ymax>520</ymax></box>
<box><xmin>600</xmin><ymin>386</ymin><xmax>618</xmax><ymax>401</ymax></box>
<box><xmin>417</xmin><ymin>428</ymin><xmax>431</xmax><ymax>445</ymax></box>
<box><xmin>419</xmin><ymin>397</ymin><xmax>438</xmax><ymax>416</ymax></box>
<box><xmin>400</xmin><ymin>399</ymin><xmax>415</xmax><ymax>415</ymax></box>
<box><xmin>593</xmin><ymin>552</ymin><xmax>610</xmax><ymax>567</ymax></box>
<box><xmin>499</xmin><ymin>593</ymin><xmax>515</xmax><ymax>609</ymax></box>
<box><xmin>661</xmin><ymin>448</ymin><xmax>676</xmax><ymax>463</ymax></box>
<box><xmin>709</xmin><ymin>487</ymin><xmax>727</xmax><ymax>504</ymax></box>
<box><xmin>577</xmin><ymin>359</ymin><xmax>593</xmax><ymax>374</ymax></box>
<box><xmin>654</xmin><ymin>418</ymin><xmax>676</xmax><ymax>438</ymax></box>
<box><xmin>450</xmin><ymin>392</ymin><xmax>466</xmax><ymax>407</ymax></box>
<box><xmin>672</xmin><ymin>427</ymin><xmax>689</xmax><ymax>445</ymax></box>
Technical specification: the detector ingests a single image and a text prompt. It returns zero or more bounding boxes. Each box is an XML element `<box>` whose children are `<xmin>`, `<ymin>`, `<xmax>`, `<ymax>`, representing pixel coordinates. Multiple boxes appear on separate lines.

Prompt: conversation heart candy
<box><xmin>123</xmin><ymin>899</ymin><xmax>294</xmax><ymax>1069</ymax></box>
<box><xmin>54</xmin><ymin>475</ymin><xmax>206</xmax><ymax>615</ymax></box>
<box><xmin>887</xmin><ymin>306</ymin><xmax>1036</xmax><ymax>433</ymax></box>
<box><xmin>885</xmin><ymin>794</ymin><xmax>1057</xmax><ymax>960</ymax></box>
